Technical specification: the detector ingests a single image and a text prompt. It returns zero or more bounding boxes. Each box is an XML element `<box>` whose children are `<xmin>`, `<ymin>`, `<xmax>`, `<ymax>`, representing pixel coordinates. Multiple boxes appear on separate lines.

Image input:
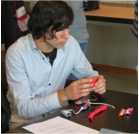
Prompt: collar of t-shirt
<box><xmin>42</xmin><ymin>48</ymin><xmax>57</xmax><ymax>65</ymax></box>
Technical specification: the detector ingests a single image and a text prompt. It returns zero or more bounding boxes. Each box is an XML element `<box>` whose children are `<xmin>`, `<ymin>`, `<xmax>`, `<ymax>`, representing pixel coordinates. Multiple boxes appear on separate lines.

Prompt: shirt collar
<box><xmin>28</xmin><ymin>34</ymin><xmax>38</xmax><ymax>50</ymax></box>
<box><xmin>28</xmin><ymin>33</ymin><xmax>66</xmax><ymax>54</ymax></box>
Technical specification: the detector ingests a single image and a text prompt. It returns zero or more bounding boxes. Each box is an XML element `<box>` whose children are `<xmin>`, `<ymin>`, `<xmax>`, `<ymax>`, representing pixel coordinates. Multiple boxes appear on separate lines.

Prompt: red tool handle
<box><xmin>88</xmin><ymin>105</ymin><xmax>107</xmax><ymax>121</ymax></box>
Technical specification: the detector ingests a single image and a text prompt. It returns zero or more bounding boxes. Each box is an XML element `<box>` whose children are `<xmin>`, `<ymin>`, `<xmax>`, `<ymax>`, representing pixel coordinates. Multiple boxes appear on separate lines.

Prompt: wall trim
<box><xmin>92</xmin><ymin>63</ymin><xmax>137</xmax><ymax>76</ymax></box>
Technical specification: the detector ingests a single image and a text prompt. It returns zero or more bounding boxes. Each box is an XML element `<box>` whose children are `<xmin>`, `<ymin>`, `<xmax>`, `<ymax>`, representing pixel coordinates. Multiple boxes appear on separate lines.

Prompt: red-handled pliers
<box><xmin>88</xmin><ymin>105</ymin><xmax>107</xmax><ymax>121</ymax></box>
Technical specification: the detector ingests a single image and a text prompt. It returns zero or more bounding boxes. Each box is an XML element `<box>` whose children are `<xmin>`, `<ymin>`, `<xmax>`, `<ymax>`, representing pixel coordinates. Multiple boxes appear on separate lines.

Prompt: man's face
<box><xmin>45</xmin><ymin>28</ymin><xmax>70</xmax><ymax>49</ymax></box>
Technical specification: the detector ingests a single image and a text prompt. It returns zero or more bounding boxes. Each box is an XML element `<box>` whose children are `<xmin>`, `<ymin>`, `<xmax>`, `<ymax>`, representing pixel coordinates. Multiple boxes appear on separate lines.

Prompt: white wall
<box><xmin>100</xmin><ymin>0</ymin><xmax>135</xmax><ymax>7</ymax></box>
<box><xmin>86</xmin><ymin>23</ymin><xmax>138</xmax><ymax>69</ymax></box>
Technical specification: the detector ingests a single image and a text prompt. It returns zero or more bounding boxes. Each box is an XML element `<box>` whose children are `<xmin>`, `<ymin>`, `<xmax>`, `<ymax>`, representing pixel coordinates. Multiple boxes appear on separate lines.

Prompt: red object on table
<box><xmin>88</xmin><ymin>105</ymin><xmax>107</xmax><ymax>121</ymax></box>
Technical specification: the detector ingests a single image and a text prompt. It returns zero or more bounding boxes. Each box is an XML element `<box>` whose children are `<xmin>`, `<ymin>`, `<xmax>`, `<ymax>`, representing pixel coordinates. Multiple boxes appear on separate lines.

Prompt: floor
<box><xmin>98</xmin><ymin>70</ymin><xmax>138</xmax><ymax>95</ymax></box>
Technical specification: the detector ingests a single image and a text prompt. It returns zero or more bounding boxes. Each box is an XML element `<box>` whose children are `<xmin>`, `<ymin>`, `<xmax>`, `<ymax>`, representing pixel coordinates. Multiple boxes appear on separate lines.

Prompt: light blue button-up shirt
<box><xmin>6</xmin><ymin>34</ymin><xmax>98</xmax><ymax>120</ymax></box>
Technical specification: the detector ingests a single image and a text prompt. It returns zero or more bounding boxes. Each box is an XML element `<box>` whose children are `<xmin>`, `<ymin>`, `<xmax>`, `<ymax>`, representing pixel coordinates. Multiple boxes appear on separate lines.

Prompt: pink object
<box><xmin>91</xmin><ymin>80</ymin><xmax>96</xmax><ymax>88</ymax></box>
<box><xmin>119</xmin><ymin>107</ymin><xmax>134</xmax><ymax>117</ymax></box>
<box><xmin>126</xmin><ymin>107</ymin><xmax>134</xmax><ymax>115</ymax></box>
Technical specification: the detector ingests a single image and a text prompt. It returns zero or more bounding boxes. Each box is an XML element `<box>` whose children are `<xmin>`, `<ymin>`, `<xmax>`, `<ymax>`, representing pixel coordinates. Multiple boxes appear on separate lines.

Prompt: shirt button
<box><xmin>49</xmin><ymin>83</ymin><xmax>51</xmax><ymax>86</ymax></box>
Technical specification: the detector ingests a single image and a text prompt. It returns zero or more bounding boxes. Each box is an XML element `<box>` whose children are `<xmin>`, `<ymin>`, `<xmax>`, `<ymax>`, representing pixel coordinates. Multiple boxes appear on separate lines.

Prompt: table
<box><xmin>85</xmin><ymin>5</ymin><xmax>134</xmax><ymax>24</ymax></box>
<box><xmin>84</xmin><ymin>5</ymin><xmax>136</xmax><ymax>72</ymax></box>
<box><xmin>9</xmin><ymin>90</ymin><xmax>138</xmax><ymax>133</ymax></box>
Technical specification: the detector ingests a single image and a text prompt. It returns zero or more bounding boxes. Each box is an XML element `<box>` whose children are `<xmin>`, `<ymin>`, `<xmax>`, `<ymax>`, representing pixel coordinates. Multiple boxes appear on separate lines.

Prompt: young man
<box><xmin>6</xmin><ymin>1</ymin><xmax>106</xmax><ymax>122</ymax></box>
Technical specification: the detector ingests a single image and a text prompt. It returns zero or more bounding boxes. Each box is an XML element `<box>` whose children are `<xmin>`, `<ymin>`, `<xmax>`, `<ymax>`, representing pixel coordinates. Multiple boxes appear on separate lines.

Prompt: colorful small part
<box><xmin>126</xmin><ymin>107</ymin><xmax>134</xmax><ymax>115</ymax></box>
<box><xmin>83</xmin><ymin>103</ymin><xmax>89</xmax><ymax>110</ymax></box>
<box><xmin>119</xmin><ymin>108</ymin><xmax>126</xmax><ymax>116</ymax></box>
<box><xmin>88</xmin><ymin>105</ymin><xmax>107</xmax><ymax>121</ymax></box>
<box><xmin>83</xmin><ymin>99</ymin><xmax>90</xmax><ymax>105</ymax></box>
<box><xmin>75</xmin><ymin>100</ymin><xmax>84</xmax><ymax>105</ymax></box>
<box><xmin>119</xmin><ymin>107</ymin><xmax>134</xmax><ymax>117</ymax></box>
<box><xmin>75</xmin><ymin>99</ymin><xmax>90</xmax><ymax>105</ymax></box>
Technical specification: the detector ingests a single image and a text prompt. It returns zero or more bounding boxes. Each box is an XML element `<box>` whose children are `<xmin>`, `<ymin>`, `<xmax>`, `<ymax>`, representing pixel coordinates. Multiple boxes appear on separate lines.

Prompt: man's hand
<box><xmin>58</xmin><ymin>75</ymin><xmax>106</xmax><ymax>103</ymax></box>
<box><xmin>91</xmin><ymin>75</ymin><xmax>106</xmax><ymax>94</ymax></box>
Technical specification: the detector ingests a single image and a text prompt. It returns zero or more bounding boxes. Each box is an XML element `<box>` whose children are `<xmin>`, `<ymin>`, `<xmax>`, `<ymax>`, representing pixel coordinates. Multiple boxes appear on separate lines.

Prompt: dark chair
<box><xmin>1</xmin><ymin>58</ymin><xmax>11</xmax><ymax>133</ymax></box>
<box><xmin>1</xmin><ymin>58</ymin><xmax>8</xmax><ymax>95</ymax></box>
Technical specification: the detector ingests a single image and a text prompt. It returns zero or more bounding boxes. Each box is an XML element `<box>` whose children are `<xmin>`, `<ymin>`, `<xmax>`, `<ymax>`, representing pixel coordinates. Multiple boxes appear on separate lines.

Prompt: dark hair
<box><xmin>28</xmin><ymin>1</ymin><xmax>74</xmax><ymax>40</ymax></box>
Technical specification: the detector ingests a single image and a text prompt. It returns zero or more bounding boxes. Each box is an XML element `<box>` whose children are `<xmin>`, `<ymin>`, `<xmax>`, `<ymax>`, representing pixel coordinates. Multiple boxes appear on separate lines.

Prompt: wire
<box><xmin>69</xmin><ymin>106</ymin><xmax>85</xmax><ymax>114</ymax></box>
<box><xmin>90</xmin><ymin>102</ymin><xmax>115</xmax><ymax>109</ymax></box>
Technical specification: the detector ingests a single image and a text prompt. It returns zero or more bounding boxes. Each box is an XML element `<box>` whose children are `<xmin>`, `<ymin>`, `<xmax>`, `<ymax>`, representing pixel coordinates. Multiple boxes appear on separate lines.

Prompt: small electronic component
<box><xmin>126</xmin><ymin>107</ymin><xmax>134</xmax><ymax>115</ymax></box>
<box><xmin>119</xmin><ymin>107</ymin><xmax>134</xmax><ymax>117</ymax></box>
<box><xmin>60</xmin><ymin>110</ymin><xmax>72</xmax><ymax>117</ymax></box>
<box><xmin>75</xmin><ymin>99</ymin><xmax>90</xmax><ymax>105</ymax></box>
<box><xmin>119</xmin><ymin>108</ymin><xmax>126</xmax><ymax>116</ymax></box>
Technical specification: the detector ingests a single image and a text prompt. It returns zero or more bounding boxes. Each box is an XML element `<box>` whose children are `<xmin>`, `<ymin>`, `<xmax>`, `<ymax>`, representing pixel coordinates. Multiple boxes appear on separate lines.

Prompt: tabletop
<box><xmin>85</xmin><ymin>5</ymin><xmax>134</xmax><ymax>24</ymax></box>
<box><xmin>9</xmin><ymin>90</ymin><xmax>138</xmax><ymax>133</ymax></box>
